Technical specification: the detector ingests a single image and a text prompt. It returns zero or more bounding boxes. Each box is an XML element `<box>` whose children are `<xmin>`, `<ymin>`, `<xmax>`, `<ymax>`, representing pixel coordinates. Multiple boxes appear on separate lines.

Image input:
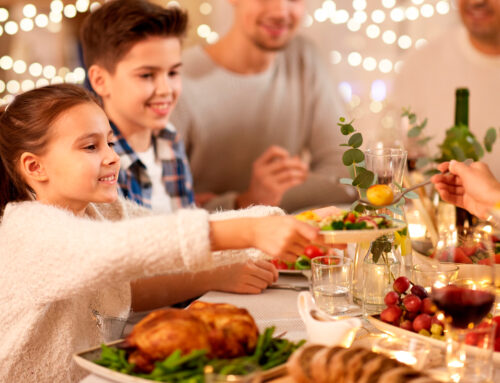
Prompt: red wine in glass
<box><xmin>431</xmin><ymin>285</ymin><xmax>495</xmax><ymax>329</ymax></box>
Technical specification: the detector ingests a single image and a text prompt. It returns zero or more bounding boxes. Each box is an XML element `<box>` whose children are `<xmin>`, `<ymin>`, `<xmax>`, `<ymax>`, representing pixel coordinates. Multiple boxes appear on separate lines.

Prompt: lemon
<box><xmin>295</xmin><ymin>210</ymin><xmax>320</xmax><ymax>222</ymax></box>
<box><xmin>366</xmin><ymin>184</ymin><xmax>394</xmax><ymax>206</ymax></box>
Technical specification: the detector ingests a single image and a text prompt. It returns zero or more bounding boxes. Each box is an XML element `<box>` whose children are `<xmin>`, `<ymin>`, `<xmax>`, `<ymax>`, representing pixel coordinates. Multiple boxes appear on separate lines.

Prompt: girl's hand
<box><xmin>249</xmin><ymin>216</ymin><xmax>320</xmax><ymax>263</ymax></box>
<box><xmin>212</xmin><ymin>260</ymin><xmax>278</xmax><ymax>294</ymax></box>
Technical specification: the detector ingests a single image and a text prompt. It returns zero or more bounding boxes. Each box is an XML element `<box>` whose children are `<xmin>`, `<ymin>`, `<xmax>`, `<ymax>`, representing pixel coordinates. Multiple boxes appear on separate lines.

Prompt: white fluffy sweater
<box><xmin>0</xmin><ymin>198</ymin><xmax>281</xmax><ymax>382</ymax></box>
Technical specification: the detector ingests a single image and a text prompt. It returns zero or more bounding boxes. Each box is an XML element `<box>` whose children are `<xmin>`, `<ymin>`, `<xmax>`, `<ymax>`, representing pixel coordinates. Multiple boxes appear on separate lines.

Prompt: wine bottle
<box><xmin>454</xmin><ymin>88</ymin><xmax>469</xmax><ymax>127</ymax></box>
<box><xmin>454</xmin><ymin>88</ymin><xmax>474</xmax><ymax>228</ymax></box>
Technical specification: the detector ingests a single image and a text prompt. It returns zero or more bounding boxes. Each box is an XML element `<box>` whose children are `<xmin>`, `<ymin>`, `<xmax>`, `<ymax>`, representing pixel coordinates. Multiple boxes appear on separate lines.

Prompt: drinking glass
<box><xmin>430</xmin><ymin>226</ymin><xmax>496</xmax><ymax>382</ymax></box>
<box><xmin>364</xmin><ymin>147</ymin><xmax>407</xmax><ymax>187</ymax></box>
<box><xmin>412</xmin><ymin>263</ymin><xmax>459</xmax><ymax>293</ymax></box>
<box><xmin>311</xmin><ymin>256</ymin><xmax>352</xmax><ymax>315</ymax></box>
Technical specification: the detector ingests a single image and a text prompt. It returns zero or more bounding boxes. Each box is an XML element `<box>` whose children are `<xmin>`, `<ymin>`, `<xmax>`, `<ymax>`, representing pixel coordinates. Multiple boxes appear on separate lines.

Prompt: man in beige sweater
<box><xmin>171</xmin><ymin>0</ymin><xmax>354</xmax><ymax>213</ymax></box>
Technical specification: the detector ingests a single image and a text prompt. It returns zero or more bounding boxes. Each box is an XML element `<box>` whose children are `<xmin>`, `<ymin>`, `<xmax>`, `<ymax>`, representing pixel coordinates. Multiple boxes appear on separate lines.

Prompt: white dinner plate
<box><xmin>367</xmin><ymin>315</ymin><xmax>500</xmax><ymax>365</ymax></box>
<box><xmin>278</xmin><ymin>269</ymin><xmax>311</xmax><ymax>277</ymax></box>
<box><xmin>74</xmin><ymin>340</ymin><xmax>288</xmax><ymax>383</ymax></box>
<box><xmin>320</xmin><ymin>222</ymin><xmax>406</xmax><ymax>244</ymax></box>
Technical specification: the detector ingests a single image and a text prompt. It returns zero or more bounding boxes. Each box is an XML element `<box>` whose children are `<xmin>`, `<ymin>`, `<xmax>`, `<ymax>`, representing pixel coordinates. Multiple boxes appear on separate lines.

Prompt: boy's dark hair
<box><xmin>80</xmin><ymin>0</ymin><xmax>188</xmax><ymax>73</ymax></box>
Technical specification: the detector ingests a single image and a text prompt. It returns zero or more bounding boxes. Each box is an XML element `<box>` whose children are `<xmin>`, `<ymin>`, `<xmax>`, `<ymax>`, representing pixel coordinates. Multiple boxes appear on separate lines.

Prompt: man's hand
<box><xmin>431</xmin><ymin>160</ymin><xmax>500</xmax><ymax>219</ymax></box>
<box><xmin>195</xmin><ymin>192</ymin><xmax>216</xmax><ymax>207</ymax></box>
<box><xmin>236</xmin><ymin>146</ymin><xmax>308</xmax><ymax>208</ymax></box>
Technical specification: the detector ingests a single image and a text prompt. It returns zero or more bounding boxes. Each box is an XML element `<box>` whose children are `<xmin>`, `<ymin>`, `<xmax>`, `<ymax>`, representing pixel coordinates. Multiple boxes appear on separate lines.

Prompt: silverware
<box><xmin>357</xmin><ymin>159</ymin><xmax>474</xmax><ymax>209</ymax></box>
<box><xmin>268</xmin><ymin>283</ymin><xmax>309</xmax><ymax>291</ymax></box>
<box><xmin>357</xmin><ymin>179</ymin><xmax>431</xmax><ymax>208</ymax></box>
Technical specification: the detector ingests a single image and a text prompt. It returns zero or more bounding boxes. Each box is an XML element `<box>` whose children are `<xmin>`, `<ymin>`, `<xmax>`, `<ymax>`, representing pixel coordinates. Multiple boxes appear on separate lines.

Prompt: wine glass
<box><xmin>430</xmin><ymin>226</ymin><xmax>496</xmax><ymax>382</ymax></box>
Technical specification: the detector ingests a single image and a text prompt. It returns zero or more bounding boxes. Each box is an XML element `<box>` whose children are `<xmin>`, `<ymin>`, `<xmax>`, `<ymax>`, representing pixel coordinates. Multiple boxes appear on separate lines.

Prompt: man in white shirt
<box><xmin>392</xmin><ymin>0</ymin><xmax>500</xmax><ymax>177</ymax></box>
<box><xmin>171</xmin><ymin>0</ymin><xmax>353</xmax><ymax>213</ymax></box>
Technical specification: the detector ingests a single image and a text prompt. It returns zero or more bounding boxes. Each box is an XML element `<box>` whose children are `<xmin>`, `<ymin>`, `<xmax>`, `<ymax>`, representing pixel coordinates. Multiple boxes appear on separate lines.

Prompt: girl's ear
<box><xmin>19</xmin><ymin>152</ymin><xmax>48</xmax><ymax>183</ymax></box>
<box><xmin>88</xmin><ymin>64</ymin><xmax>111</xmax><ymax>98</ymax></box>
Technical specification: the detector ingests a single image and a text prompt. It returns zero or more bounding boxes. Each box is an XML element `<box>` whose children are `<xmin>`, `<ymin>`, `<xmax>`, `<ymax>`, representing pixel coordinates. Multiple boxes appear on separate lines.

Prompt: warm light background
<box><xmin>0</xmin><ymin>0</ymin><xmax>460</xmax><ymax>141</ymax></box>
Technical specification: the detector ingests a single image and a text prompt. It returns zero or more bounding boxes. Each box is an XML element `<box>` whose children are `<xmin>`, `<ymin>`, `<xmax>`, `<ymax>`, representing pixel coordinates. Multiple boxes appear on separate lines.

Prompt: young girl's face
<box><xmin>37</xmin><ymin>102</ymin><xmax>120</xmax><ymax>214</ymax></box>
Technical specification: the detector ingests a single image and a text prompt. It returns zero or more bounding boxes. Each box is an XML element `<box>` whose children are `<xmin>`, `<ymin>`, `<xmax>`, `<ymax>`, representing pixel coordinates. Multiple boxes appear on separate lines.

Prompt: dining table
<box><xmin>79</xmin><ymin>272</ymin><xmax>499</xmax><ymax>383</ymax></box>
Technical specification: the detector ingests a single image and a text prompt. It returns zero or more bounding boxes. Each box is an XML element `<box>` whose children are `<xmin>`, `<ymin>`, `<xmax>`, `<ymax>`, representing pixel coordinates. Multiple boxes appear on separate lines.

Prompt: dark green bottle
<box><xmin>454</xmin><ymin>88</ymin><xmax>474</xmax><ymax>227</ymax></box>
<box><xmin>454</xmin><ymin>88</ymin><xmax>469</xmax><ymax>127</ymax></box>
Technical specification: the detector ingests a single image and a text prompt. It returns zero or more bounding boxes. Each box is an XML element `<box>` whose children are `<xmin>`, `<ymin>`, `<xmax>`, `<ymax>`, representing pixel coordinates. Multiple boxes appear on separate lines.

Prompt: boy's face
<box><xmin>231</xmin><ymin>0</ymin><xmax>305</xmax><ymax>51</ymax></box>
<box><xmin>96</xmin><ymin>36</ymin><xmax>182</xmax><ymax>134</ymax></box>
<box><xmin>36</xmin><ymin>103</ymin><xmax>120</xmax><ymax>214</ymax></box>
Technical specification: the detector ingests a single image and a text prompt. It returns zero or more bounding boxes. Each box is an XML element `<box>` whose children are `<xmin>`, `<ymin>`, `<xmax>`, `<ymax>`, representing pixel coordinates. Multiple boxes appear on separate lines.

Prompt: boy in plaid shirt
<box><xmin>80</xmin><ymin>0</ymin><xmax>278</xmax><ymax>308</ymax></box>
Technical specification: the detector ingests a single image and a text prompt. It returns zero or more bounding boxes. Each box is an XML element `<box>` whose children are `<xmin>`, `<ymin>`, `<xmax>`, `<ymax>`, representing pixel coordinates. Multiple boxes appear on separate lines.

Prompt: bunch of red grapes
<box><xmin>380</xmin><ymin>276</ymin><xmax>444</xmax><ymax>339</ymax></box>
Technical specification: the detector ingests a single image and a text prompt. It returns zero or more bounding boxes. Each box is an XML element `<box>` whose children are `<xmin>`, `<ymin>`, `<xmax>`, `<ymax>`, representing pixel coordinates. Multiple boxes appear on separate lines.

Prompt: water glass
<box><xmin>364</xmin><ymin>147</ymin><xmax>407</xmax><ymax>186</ymax></box>
<box><xmin>446</xmin><ymin>321</ymin><xmax>496</xmax><ymax>383</ymax></box>
<box><xmin>311</xmin><ymin>256</ymin><xmax>352</xmax><ymax>315</ymax></box>
<box><xmin>412</xmin><ymin>263</ymin><xmax>459</xmax><ymax>293</ymax></box>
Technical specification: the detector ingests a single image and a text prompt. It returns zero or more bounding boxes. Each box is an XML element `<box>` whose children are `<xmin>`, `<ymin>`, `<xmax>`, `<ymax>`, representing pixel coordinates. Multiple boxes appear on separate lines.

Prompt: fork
<box><xmin>357</xmin><ymin>159</ymin><xmax>473</xmax><ymax>209</ymax></box>
<box><xmin>356</xmin><ymin>179</ymin><xmax>431</xmax><ymax>208</ymax></box>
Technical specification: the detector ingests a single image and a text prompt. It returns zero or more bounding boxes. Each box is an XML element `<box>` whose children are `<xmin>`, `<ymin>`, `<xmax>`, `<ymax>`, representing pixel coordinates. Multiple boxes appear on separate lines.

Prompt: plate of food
<box><xmin>367</xmin><ymin>276</ymin><xmax>500</xmax><ymax>365</ymax></box>
<box><xmin>367</xmin><ymin>315</ymin><xmax>500</xmax><ymax>365</ymax></box>
<box><xmin>296</xmin><ymin>210</ymin><xmax>406</xmax><ymax>244</ymax></box>
<box><xmin>74</xmin><ymin>301</ymin><xmax>305</xmax><ymax>382</ymax></box>
<box><xmin>271</xmin><ymin>245</ymin><xmax>324</xmax><ymax>274</ymax></box>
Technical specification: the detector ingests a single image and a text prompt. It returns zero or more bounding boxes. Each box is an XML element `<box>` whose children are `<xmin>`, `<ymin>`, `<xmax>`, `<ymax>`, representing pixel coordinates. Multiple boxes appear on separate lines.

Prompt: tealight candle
<box><xmin>373</xmin><ymin>336</ymin><xmax>430</xmax><ymax>370</ymax></box>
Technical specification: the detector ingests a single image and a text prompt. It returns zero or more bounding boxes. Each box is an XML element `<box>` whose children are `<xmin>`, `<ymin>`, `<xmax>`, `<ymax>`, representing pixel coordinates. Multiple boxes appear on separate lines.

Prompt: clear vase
<box><xmin>352</xmin><ymin>234</ymin><xmax>401</xmax><ymax>315</ymax></box>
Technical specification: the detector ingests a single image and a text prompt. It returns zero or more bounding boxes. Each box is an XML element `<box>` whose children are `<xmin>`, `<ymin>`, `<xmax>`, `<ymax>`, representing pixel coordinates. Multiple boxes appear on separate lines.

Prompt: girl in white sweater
<box><xmin>0</xmin><ymin>84</ymin><xmax>321</xmax><ymax>382</ymax></box>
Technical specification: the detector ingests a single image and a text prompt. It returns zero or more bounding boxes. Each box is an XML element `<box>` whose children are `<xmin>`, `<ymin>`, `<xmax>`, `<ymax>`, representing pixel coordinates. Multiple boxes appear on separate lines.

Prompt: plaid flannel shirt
<box><xmin>110</xmin><ymin>121</ymin><xmax>195</xmax><ymax>209</ymax></box>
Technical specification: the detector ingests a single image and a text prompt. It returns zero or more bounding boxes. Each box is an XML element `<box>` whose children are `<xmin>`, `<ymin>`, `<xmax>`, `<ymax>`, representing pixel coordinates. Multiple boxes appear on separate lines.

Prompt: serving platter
<box><xmin>74</xmin><ymin>340</ymin><xmax>288</xmax><ymax>383</ymax></box>
<box><xmin>320</xmin><ymin>221</ymin><xmax>406</xmax><ymax>244</ymax></box>
<box><xmin>367</xmin><ymin>315</ymin><xmax>500</xmax><ymax>365</ymax></box>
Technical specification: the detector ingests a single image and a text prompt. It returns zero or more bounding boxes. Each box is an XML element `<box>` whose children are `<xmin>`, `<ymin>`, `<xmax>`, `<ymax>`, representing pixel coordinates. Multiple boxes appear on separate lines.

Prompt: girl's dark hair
<box><xmin>0</xmin><ymin>84</ymin><xmax>98</xmax><ymax>215</ymax></box>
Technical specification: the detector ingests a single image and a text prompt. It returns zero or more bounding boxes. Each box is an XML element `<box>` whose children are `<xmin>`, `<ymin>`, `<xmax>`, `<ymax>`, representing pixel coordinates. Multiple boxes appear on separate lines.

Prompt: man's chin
<box><xmin>253</xmin><ymin>38</ymin><xmax>291</xmax><ymax>52</ymax></box>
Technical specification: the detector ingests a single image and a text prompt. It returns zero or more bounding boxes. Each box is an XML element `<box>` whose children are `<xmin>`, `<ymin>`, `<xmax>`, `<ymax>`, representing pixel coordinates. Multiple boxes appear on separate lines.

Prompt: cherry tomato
<box><xmin>304</xmin><ymin>245</ymin><xmax>325</xmax><ymax>259</ymax></box>
<box><xmin>271</xmin><ymin>259</ymin><xmax>290</xmax><ymax>270</ymax></box>
<box><xmin>344</xmin><ymin>212</ymin><xmax>356</xmax><ymax>224</ymax></box>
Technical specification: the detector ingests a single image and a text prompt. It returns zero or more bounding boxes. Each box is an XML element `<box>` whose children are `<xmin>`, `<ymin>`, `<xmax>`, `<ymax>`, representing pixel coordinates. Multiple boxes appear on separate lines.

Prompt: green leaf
<box><xmin>418</xmin><ymin>118</ymin><xmax>428</xmax><ymax>130</ymax></box>
<box><xmin>416</xmin><ymin>157</ymin><xmax>430</xmax><ymax>168</ymax></box>
<box><xmin>340</xmin><ymin>123</ymin><xmax>355</xmax><ymax>136</ymax></box>
<box><xmin>352</xmin><ymin>170</ymin><xmax>375</xmax><ymax>189</ymax></box>
<box><xmin>348</xmin><ymin>132</ymin><xmax>363</xmax><ymax>148</ymax></box>
<box><xmin>404</xmin><ymin>191</ymin><xmax>419</xmax><ymax>199</ymax></box>
<box><xmin>339</xmin><ymin>117</ymin><xmax>345</xmax><ymax>122</ymax></box>
<box><xmin>417</xmin><ymin>136</ymin><xmax>432</xmax><ymax>146</ymax></box>
<box><xmin>387</xmin><ymin>205</ymin><xmax>404</xmax><ymax>216</ymax></box>
<box><xmin>484</xmin><ymin>128</ymin><xmax>497</xmax><ymax>153</ymax></box>
<box><xmin>342</xmin><ymin>148</ymin><xmax>364</xmax><ymax>166</ymax></box>
<box><xmin>340</xmin><ymin>143</ymin><xmax>351</xmax><ymax>147</ymax></box>
<box><xmin>339</xmin><ymin>178</ymin><xmax>353</xmax><ymax>185</ymax></box>
<box><xmin>408</xmin><ymin>126</ymin><xmax>422</xmax><ymax>138</ymax></box>
<box><xmin>354</xmin><ymin>203</ymin><xmax>366</xmax><ymax>213</ymax></box>
<box><xmin>409</xmin><ymin>114</ymin><xmax>417</xmax><ymax>124</ymax></box>
<box><xmin>393</xmin><ymin>181</ymin><xmax>403</xmax><ymax>191</ymax></box>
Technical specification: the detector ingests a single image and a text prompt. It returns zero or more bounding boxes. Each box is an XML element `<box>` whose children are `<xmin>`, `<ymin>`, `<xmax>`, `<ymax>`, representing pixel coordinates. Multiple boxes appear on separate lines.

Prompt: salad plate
<box><xmin>367</xmin><ymin>315</ymin><xmax>500</xmax><ymax>365</ymax></box>
<box><xmin>320</xmin><ymin>222</ymin><xmax>406</xmax><ymax>244</ymax></box>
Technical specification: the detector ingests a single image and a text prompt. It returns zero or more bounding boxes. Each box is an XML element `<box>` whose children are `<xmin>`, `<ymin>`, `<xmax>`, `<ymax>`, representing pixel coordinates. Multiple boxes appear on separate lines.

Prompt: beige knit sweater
<box><xmin>0</xmin><ymin>198</ymin><xmax>281</xmax><ymax>382</ymax></box>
